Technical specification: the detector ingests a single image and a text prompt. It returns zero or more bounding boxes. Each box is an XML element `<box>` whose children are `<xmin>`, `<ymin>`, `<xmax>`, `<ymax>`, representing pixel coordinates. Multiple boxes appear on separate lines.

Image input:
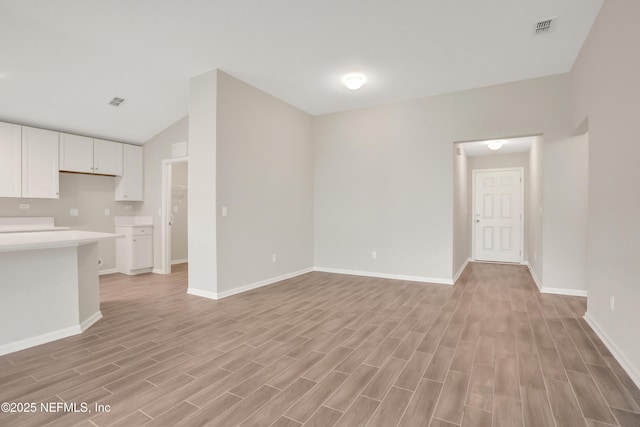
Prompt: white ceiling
<box><xmin>460</xmin><ymin>136</ymin><xmax>535</xmax><ymax>157</ymax></box>
<box><xmin>0</xmin><ymin>0</ymin><xmax>603</xmax><ymax>144</ymax></box>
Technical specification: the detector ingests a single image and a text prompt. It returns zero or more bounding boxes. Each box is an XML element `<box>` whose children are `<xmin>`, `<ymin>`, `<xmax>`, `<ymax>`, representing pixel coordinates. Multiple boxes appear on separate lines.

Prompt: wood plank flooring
<box><xmin>1</xmin><ymin>262</ymin><xmax>639</xmax><ymax>426</ymax></box>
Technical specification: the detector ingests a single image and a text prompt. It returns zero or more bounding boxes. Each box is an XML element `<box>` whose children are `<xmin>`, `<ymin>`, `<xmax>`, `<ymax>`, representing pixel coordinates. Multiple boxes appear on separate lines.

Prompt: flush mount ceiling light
<box><xmin>343</xmin><ymin>73</ymin><xmax>366</xmax><ymax>90</ymax></box>
<box><xmin>487</xmin><ymin>140</ymin><xmax>504</xmax><ymax>151</ymax></box>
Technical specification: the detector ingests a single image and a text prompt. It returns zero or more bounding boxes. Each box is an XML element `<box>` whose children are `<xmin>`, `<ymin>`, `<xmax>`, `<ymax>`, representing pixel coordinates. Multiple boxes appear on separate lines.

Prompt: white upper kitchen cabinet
<box><xmin>60</xmin><ymin>134</ymin><xmax>123</xmax><ymax>176</ymax></box>
<box><xmin>0</xmin><ymin>122</ymin><xmax>22</xmax><ymax>198</ymax></box>
<box><xmin>115</xmin><ymin>144</ymin><xmax>143</xmax><ymax>201</ymax></box>
<box><xmin>22</xmin><ymin>126</ymin><xmax>60</xmax><ymax>199</ymax></box>
<box><xmin>94</xmin><ymin>139</ymin><xmax>123</xmax><ymax>176</ymax></box>
<box><xmin>59</xmin><ymin>133</ymin><xmax>93</xmax><ymax>174</ymax></box>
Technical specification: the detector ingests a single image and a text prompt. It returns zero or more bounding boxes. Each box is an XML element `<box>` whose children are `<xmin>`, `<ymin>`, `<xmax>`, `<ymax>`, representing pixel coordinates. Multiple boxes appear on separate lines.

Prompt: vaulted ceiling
<box><xmin>0</xmin><ymin>0</ymin><xmax>603</xmax><ymax>144</ymax></box>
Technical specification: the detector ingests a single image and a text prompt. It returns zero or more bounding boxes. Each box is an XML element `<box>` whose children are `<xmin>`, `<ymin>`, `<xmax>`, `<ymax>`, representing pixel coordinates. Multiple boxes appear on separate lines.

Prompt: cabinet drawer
<box><xmin>132</xmin><ymin>226</ymin><xmax>152</xmax><ymax>236</ymax></box>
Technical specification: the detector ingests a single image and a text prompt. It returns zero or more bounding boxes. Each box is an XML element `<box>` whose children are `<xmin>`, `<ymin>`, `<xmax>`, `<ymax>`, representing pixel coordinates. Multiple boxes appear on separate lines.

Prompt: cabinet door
<box><xmin>22</xmin><ymin>126</ymin><xmax>59</xmax><ymax>199</ymax></box>
<box><xmin>131</xmin><ymin>235</ymin><xmax>153</xmax><ymax>269</ymax></box>
<box><xmin>94</xmin><ymin>139</ymin><xmax>123</xmax><ymax>176</ymax></box>
<box><xmin>59</xmin><ymin>133</ymin><xmax>93</xmax><ymax>173</ymax></box>
<box><xmin>115</xmin><ymin>144</ymin><xmax>143</xmax><ymax>201</ymax></box>
<box><xmin>0</xmin><ymin>122</ymin><xmax>22</xmax><ymax>198</ymax></box>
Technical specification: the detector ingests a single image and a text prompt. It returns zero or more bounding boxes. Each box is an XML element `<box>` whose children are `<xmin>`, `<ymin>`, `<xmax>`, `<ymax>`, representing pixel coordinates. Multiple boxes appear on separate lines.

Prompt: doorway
<box><xmin>161</xmin><ymin>157</ymin><xmax>188</xmax><ymax>274</ymax></box>
<box><xmin>472</xmin><ymin>168</ymin><xmax>523</xmax><ymax>263</ymax></box>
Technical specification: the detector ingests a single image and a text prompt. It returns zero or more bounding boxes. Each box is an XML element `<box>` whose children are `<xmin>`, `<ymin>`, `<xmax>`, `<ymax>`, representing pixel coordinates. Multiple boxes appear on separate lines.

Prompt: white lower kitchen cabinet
<box><xmin>116</xmin><ymin>225</ymin><xmax>153</xmax><ymax>275</ymax></box>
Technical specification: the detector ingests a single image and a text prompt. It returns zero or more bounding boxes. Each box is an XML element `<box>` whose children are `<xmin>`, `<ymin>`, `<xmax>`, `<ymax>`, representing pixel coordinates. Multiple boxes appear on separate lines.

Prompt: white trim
<box><xmin>0</xmin><ymin>325</ymin><xmax>81</xmax><ymax>356</ymax></box>
<box><xmin>525</xmin><ymin>262</ymin><xmax>543</xmax><ymax>291</ymax></box>
<box><xmin>524</xmin><ymin>262</ymin><xmax>588</xmax><ymax>297</ymax></box>
<box><xmin>171</xmin><ymin>258</ymin><xmax>188</xmax><ymax>265</ymax></box>
<box><xmin>472</xmin><ymin>167</ymin><xmax>525</xmax><ymax>264</ymax></box>
<box><xmin>540</xmin><ymin>287</ymin><xmax>587</xmax><ymax>297</ymax></box>
<box><xmin>99</xmin><ymin>268</ymin><xmax>117</xmax><ymax>276</ymax></box>
<box><xmin>313</xmin><ymin>267</ymin><xmax>453</xmax><ymax>285</ymax></box>
<box><xmin>217</xmin><ymin>268</ymin><xmax>314</xmax><ymax>299</ymax></box>
<box><xmin>187</xmin><ymin>267</ymin><xmax>313</xmax><ymax>300</ymax></box>
<box><xmin>584</xmin><ymin>313</ymin><xmax>640</xmax><ymax>389</ymax></box>
<box><xmin>80</xmin><ymin>311</ymin><xmax>103</xmax><ymax>331</ymax></box>
<box><xmin>161</xmin><ymin>156</ymin><xmax>188</xmax><ymax>275</ymax></box>
<box><xmin>152</xmin><ymin>268</ymin><xmax>163</xmax><ymax>274</ymax></box>
<box><xmin>187</xmin><ymin>287</ymin><xmax>218</xmax><ymax>300</ymax></box>
<box><xmin>453</xmin><ymin>258</ymin><xmax>471</xmax><ymax>284</ymax></box>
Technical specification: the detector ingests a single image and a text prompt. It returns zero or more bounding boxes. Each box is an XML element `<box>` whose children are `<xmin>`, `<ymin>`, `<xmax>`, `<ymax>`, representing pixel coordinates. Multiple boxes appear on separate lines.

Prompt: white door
<box><xmin>473</xmin><ymin>168</ymin><xmax>523</xmax><ymax>263</ymax></box>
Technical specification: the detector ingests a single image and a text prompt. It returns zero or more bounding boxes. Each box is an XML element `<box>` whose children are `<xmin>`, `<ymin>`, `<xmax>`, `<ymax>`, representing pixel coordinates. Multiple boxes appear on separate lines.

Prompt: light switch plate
<box><xmin>19</xmin><ymin>203</ymin><xmax>30</xmax><ymax>210</ymax></box>
<box><xmin>104</xmin><ymin>209</ymin><xmax>111</xmax><ymax>216</ymax></box>
<box><xmin>222</xmin><ymin>206</ymin><xmax>228</xmax><ymax>217</ymax></box>
<box><xmin>70</xmin><ymin>208</ymin><xmax>79</xmax><ymax>217</ymax></box>
<box><xmin>125</xmin><ymin>205</ymin><xmax>132</xmax><ymax>210</ymax></box>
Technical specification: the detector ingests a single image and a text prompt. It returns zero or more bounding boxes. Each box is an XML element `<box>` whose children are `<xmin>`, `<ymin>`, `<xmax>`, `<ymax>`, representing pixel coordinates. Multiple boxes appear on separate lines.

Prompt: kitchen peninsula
<box><xmin>0</xmin><ymin>230</ymin><xmax>121</xmax><ymax>355</ymax></box>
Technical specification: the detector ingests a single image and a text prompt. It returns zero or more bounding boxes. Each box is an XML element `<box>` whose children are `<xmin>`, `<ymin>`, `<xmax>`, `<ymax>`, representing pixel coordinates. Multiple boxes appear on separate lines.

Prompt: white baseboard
<box><xmin>80</xmin><ymin>311</ymin><xmax>103</xmax><ymax>332</ymax></box>
<box><xmin>99</xmin><ymin>268</ymin><xmax>117</xmax><ymax>276</ymax></box>
<box><xmin>525</xmin><ymin>262</ymin><xmax>543</xmax><ymax>291</ymax></box>
<box><xmin>453</xmin><ymin>258</ymin><xmax>471</xmax><ymax>284</ymax></box>
<box><xmin>187</xmin><ymin>267</ymin><xmax>314</xmax><ymax>301</ymax></box>
<box><xmin>313</xmin><ymin>267</ymin><xmax>453</xmax><ymax>285</ymax></box>
<box><xmin>187</xmin><ymin>287</ymin><xmax>218</xmax><ymax>300</ymax></box>
<box><xmin>0</xmin><ymin>325</ymin><xmax>82</xmax><ymax>357</ymax></box>
<box><xmin>152</xmin><ymin>268</ymin><xmax>164</xmax><ymax>274</ymax></box>
<box><xmin>584</xmin><ymin>312</ymin><xmax>640</xmax><ymax>389</ymax></box>
<box><xmin>540</xmin><ymin>287</ymin><xmax>588</xmax><ymax>297</ymax></box>
<box><xmin>217</xmin><ymin>268</ymin><xmax>314</xmax><ymax>299</ymax></box>
<box><xmin>524</xmin><ymin>262</ymin><xmax>588</xmax><ymax>297</ymax></box>
<box><xmin>171</xmin><ymin>259</ymin><xmax>188</xmax><ymax>265</ymax></box>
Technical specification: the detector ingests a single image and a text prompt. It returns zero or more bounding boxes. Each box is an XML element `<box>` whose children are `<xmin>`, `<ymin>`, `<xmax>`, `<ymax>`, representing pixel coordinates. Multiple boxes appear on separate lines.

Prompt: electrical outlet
<box><xmin>104</xmin><ymin>208</ymin><xmax>111</xmax><ymax>216</ymax></box>
<box><xmin>70</xmin><ymin>208</ymin><xmax>79</xmax><ymax>217</ymax></box>
<box><xmin>371</xmin><ymin>251</ymin><xmax>377</xmax><ymax>259</ymax></box>
<box><xmin>610</xmin><ymin>296</ymin><xmax>615</xmax><ymax>312</ymax></box>
<box><xmin>533</xmin><ymin>252</ymin><xmax>537</xmax><ymax>261</ymax></box>
<box><xmin>272</xmin><ymin>254</ymin><xmax>277</xmax><ymax>263</ymax></box>
<box><xmin>19</xmin><ymin>203</ymin><xmax>30</xmax><ymax>209</ymax></box>
<box><xmin>174</xmin><ymin>205</ymin><xmax>178</xmax><ymax>213</ymax></box>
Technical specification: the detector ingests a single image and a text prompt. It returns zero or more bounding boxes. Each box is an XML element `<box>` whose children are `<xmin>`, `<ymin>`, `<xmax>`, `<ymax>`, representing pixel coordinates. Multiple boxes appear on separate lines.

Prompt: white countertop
<box><xmin>0</xmin><ymin>226</ymin><xmax>70</xmax><ymax>233</ymax></box>
<box><xmin>0</xmin><ymin>230</ymin><xmax>122</xmax><ymax>253</ymax></box>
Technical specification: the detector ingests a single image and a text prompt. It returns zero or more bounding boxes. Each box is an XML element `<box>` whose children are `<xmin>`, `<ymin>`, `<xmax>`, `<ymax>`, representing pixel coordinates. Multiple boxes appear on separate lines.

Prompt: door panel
<box><xmin>474</xmin><ymin>169</ymin><xmax>522</xmax><ymax>263</ymax></box>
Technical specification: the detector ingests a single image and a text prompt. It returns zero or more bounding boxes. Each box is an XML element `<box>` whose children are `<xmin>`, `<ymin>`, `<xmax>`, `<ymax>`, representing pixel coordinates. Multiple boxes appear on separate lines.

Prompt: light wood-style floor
<box><xmin>1</xmin><ymin>262</ymin><xmax>639</xmax><ymax>427</ymax></box>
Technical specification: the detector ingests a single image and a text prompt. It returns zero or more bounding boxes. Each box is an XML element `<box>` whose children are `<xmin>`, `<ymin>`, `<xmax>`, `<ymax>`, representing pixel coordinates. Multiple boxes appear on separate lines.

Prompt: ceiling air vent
<box><xmin>534</xmin><ymin>17</ymin><xmax>557</xmax><ymax>35</ymax></box>
<box><xmin>109</xmin><ymin>97</ymin><xmax>125</xmax><ymax>107</ymax></box>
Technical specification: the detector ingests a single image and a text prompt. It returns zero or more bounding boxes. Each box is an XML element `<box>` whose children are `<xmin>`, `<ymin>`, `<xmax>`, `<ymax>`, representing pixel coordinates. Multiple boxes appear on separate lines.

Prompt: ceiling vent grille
<box><xmin>109</xmin><ymin>97</ymin><xmax>125</xmax><ymax>106</ymax></box>
<box><xmin>534</xmin><ymin>17</ymin><xmax>557</xmax><ymax>35</ymax></box>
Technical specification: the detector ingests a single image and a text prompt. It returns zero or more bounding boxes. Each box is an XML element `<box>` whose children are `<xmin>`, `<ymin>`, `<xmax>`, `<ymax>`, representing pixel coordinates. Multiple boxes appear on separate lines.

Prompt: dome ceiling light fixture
<box><xmin>487</xmin><ymin>140</ymin><xmax>504</xmax><ymax>151</ymax></box>
<box><xmin>343</xmin><ymin>73</ymin><xmax>366</xmax><ymax>90</ymax></box>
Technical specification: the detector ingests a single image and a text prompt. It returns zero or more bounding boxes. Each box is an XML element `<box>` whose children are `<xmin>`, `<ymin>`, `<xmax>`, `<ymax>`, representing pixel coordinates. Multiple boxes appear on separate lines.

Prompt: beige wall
<box><xmin>542</xmin><ymin>134</ymin><xmax>588</xmax><ymax>293</ymax></box>
<box><xmin>527</xmin><ymin>136</ymin><xmax>544</xmax><ymax>281</ymax></box>
<box><xmin>0</xmin><ymin>173</ymin><xmax>141</xmax><ymax>272</ymax></box>
<box><xmin>139</xmin><ymin>116</ymin><xmax>189</xmax><ymax>271</ymax></box>
<box><xmin>216</xmin><ymin>71</ymin><xmax>314</xmax><ymax>294</ymax></box>
<box><xmin>570</xmin><ymin>0</ymin><xmax>640</xmax><ymax>383</ymax></box>
<box><xmin>452</xmin><ymin>145</ymin><xmax>469</xmax><ymax>278</ymax></box>
<box><xmin>171</xmin><ymin>162</ymin><xmax>188</xmax><ymax>262</ymax></box>
<box><xmin>313</xmin><ymin>75</ymin><xmax>570</xmax><ymax>282</ymax></box>
<box><xmin>187</xmin><ymin>70</ymin><xmax>218</xmax><ymax>297</ymax></box>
